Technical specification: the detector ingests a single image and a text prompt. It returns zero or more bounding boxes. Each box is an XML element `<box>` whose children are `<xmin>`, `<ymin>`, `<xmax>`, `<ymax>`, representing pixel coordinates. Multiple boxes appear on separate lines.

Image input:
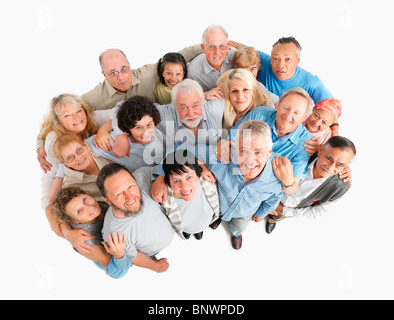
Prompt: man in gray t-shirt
<box><xmin>97</xmin><ymin>164</ymin><xmax>174</xmax><ymax>273</ymax></box>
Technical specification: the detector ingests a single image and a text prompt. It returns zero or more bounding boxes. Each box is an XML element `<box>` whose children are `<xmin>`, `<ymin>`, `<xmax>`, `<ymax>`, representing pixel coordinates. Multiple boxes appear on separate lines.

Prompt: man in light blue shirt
<box><xmin>223</xmin><ymin>88</ymin><xmax>313</xmax><ymax>194</ymax></box>
<box><xmin>200</xmin><ymin>120</ymin><xmax>283</xmax><ymax>250</ymax></box>
<box><xmin>256</xmin><ymin>36</ymin><xmax>332</xmax><ymax>104</ymax></box>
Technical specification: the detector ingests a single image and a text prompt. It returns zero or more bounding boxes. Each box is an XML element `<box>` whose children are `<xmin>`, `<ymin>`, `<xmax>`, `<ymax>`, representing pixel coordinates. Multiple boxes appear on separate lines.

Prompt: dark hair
<box><xmin>157</xmin><ymin>52</ymin><xmax>187</xmax><ymax>86</ymax></box>
<box><xmin>162</xmin><ymin>149</ymin><xmax>202</xmax><ymax>186</ymax></box>
<box><xmin>117</xmin><ymin>96</ymin><xmax>161</xmax><ymax>134</ymax></box>
<box><xmin>324</xmin><ymin>136</ymin><xmax>357</xmax><ymax>157</ymax></box>
<box><xmin>97</xmin><ymin>163</ymin><xmax>133</xmax><ymax>198</ymax></box>
<box><xmin>272</xmin><ymin>36</ymin><xmax>302</xmax><ymax>54</ymax></box>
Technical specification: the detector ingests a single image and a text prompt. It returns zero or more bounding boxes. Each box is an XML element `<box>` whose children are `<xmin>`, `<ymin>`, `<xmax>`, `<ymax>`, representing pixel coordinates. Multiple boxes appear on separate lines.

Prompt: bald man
<box><xmin>82</xmin><ymin>45</ymin><xmax>202</xmax><ymax>110</ymax></box>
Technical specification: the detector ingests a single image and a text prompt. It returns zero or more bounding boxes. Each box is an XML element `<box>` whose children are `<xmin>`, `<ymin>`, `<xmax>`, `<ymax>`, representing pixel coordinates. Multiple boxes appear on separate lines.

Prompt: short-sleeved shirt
<box><xmin>187</xmin><ymin>48</ymin><xmax>236</xmax><ymax>91</ymax></box>
<box><xmin>101</xmin><ymin>167</ymin><xmax>175</xmax><ymax>261</ymax></box>
<box><xmin>230</xmin><ymin>106</ymin><xmax>312</xmax><ymax>180</ymax></box>
<box><xmin>257</xmin><ymin>51</ymin><xmax>332</xmax><ymax>104</ymax></box>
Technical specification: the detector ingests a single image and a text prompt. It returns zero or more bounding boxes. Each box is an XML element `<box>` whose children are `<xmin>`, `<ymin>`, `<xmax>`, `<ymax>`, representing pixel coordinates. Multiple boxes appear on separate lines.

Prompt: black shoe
<box><xmin>231</xmin><ymin>235</ymin><xmax>242</xmax><ymax>250</ymax></box>
<box><xmin>183</xmin><ymin>232</ymin><xmax>191</xmax><ymax>239</ymax></box>
<box><xmin>265</xmin><ymin>221</ymin><xmax>276</xmax><ymax>234</ymax></box>
<box><xmin>194</xmin><ymin>232</ymin><xmax>203</xmax><ymax>240</ymax></box>
<box><xmin>209</xmin><ymin>218</ymin><xmax>222</xmax><ymax>230</ymax></box>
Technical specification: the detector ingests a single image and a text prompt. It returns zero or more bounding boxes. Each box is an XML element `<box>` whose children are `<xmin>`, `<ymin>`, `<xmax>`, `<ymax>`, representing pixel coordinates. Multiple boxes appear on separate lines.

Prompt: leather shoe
<box><xmin>209</xmin><ymin>218</ymin><xmax>222</xmax><ymax>230</ymax></box>
<box><xmin>194</xmin><ymin>232</ymin><xmax>203</xmax><ymax>240</ymax></box>
<box><xmin>231</xmin><ymin>235</ymin><xmax>242</xmax><ymax>250</ymax></box>
<box><xmin>265</xmin><ymin>221</ymin><xmax>276</xmax><ymax>234</ymax></box>
<box><xmin>182</xmin><ymin>232</ymin><xmax>191</xmax><ymax>239</ymax></box>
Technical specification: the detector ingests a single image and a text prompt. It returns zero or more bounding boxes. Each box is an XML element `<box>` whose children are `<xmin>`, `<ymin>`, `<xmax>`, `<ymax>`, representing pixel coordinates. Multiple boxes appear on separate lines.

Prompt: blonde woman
<box><xmin>217</xmin><ymin>68</ymin><xmax>274</xmax><ymax>131</ymax></box>
<box><xmin>38</xmin><ymin>94</ymin><xmax>114</xmax><ymax>234</ymax></box>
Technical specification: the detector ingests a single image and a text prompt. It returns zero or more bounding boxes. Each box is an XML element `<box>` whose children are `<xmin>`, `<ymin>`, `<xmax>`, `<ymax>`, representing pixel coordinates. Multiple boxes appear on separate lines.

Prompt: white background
<box><xmin>1</xmin><ymin>0</ymin><xmax>393</xmax><ymax>300</ymax></box>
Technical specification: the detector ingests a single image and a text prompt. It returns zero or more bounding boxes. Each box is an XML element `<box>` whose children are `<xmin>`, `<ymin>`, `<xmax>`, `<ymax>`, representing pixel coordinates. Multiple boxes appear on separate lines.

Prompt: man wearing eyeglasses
<box><xmin>82</xmin><ymin>45</ymin><xmax>201</xmax><ymax>111</ymax></box>
<box><xmin>187</xmin><ymin>25</ymin><xmax>236</xmax><ymax>98</ymax></box>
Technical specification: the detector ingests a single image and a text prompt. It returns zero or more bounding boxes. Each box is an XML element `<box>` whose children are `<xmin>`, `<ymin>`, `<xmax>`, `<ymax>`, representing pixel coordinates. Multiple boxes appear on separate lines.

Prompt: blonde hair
<box><xmin>39</xmin><ymin>94</ymin><xmax>98</xmax><ymax>141</ymax></box>
<box><xmin>217</xmin><ymin>69</ymin><xmax>274</xmax><ymax>130</ymax></box>
<box><xmin>233</xmin><ymin>46</ymin><xmax>261</xmax><ymax>69</ymax></box>
<box><xmin>53</xmin><ymin>134</ymin><xmax>85</xmax><ymax>163</ymax></box>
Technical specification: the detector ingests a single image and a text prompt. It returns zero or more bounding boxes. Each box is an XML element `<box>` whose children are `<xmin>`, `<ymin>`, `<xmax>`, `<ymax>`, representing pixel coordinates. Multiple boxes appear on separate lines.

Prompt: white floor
<box><xmin>1</xmin><ymin>0</ymin><xmax>393</xmax><ymax>300</ymax></box>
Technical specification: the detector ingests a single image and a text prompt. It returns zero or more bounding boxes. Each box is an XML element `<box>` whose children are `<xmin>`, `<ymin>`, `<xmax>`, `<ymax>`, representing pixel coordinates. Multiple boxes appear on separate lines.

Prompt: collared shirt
<box><xmin>205</xmin><ymin>148</ymin><xmax>283</xmax><ymax>221</ymax></box>
<box><xmin>187</xmin><ymin>47</ymin><xmax>236</xmax><ymax>91</ymax></box>
<box><xmin>62</xmin><ymin>152</ymin><xmax>113</xmax><ymax>202</ymax></box>
<box><xmin>256</xmin><ymin>50</ymin><xmax>332</xmax><ymax>104</ymax></box>
<box><xmin>154</xmin><ymin>98</ymin><xmax>225</xmax><ymax>150</ymax></box>
<box><xmin>281</xmin><ymin>159</ymin><xmax>343</xmax><ymax>219</ymax></box>
<box><xmin>229</xmin><ymin>106</ymin><xmax>312</xmax><ymax>180</ymax></box>
<box><xmin>81</xmin><ymin>45</ymin><xmax>202</xmax><ymax>110</ymax></box>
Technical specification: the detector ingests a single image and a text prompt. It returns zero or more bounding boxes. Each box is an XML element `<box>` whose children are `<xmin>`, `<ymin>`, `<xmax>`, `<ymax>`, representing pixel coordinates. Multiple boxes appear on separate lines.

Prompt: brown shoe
<box><xmin>209</xmin><ymin>218</ymin><xmax>222</xmax><ymax>230</ymax></box>
<box><xmin>231</xmin><ymin>235</ymin><xmax>242</xmax><ymax>250</ymax></box>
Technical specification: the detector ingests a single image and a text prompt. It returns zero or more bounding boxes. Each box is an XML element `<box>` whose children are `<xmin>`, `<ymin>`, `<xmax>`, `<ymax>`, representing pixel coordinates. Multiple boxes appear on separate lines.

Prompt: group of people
<box><xmin>37</xmin><ymin>25</ymin><xmax>357</xmax><ymax>279</ymax></box>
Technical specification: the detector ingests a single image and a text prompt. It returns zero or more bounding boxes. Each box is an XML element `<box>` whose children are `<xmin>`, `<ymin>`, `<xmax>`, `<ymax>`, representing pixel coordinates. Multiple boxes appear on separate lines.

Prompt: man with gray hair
<box><xmin>187</xmin><ymin>25</ymin><xmax>236</xmax><ymax>98</ymax></box>
<box><xmin>218</xmin><ymin>87</ymin><xmax>314</xmax><ymax>194</ymax></box>
<box><xmin>196</xmin><ymin>120</ymin><xmax>283</xmax><ymax>249</ymax></box>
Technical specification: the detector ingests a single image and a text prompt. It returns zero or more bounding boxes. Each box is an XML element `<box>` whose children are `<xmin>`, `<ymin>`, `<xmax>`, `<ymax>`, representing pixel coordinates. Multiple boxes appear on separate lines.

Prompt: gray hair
<box><xmin>202</xmin><ymin>25</ymin><xmax>229</xmax><ymax>45</ymax></box>
<box><xmin>170</xmin><ymin>79</ymin><xmax>206</xmax><ymax>108</ymax></box>
<box><xmin>272</xmin><ymin>36</ymin><xmax>302</xmax><ymax>57</ymax></box>
<box><xmin>279</xmin><ymin>87</ymin><xmax>314</xmax><ymax>117</ymax></box>
<box><xmin>235</xmin><ymin>120</ymin><xmax>273</xmax><ymax>150</ymax></box>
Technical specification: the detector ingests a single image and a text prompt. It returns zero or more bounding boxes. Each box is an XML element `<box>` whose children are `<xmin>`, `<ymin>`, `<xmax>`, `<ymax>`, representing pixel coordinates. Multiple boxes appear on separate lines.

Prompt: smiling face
<box><xmin>314</xmin><ymin>145</ymin><xmax>354</xmax><ymax>179</ymax></box>
<box><xmin>169</xmin><ymin>166</ymin><xmax>200</xmax><ymax>202</ymax></box>
<box><xmin>229</xmin><ymin>78</ymin><xmax>254</xmax><ymax>115</ymax></box>
<box><xmin>129</xmin><ymin>115</ymin><xmax>155</xmax><ymax>145</ymax></box>
<box><xmin>236</xmin><ymin>135</ymin><xmax>272</xmax><ymax>183</ymax></box>
<box><xmin>201</xmin><ymin>29</ymin><xmax>229</xmax><ymax>71</ymax></box>
<box><xmin>270</xmin><ymin>42</ymin><xmax>300</xmax><ymax>80</ymax></box>
<box><xmin>275</xmin><ymin>93</ymin><xmax>308</xmax><ymax>137</ymax></box>
<box><xmin>60</xmin><ymin>141</ymin><xmax>93</xmax><ymax>172</ymax></box>
<box><xmin>65</xmin><ymin>194</ymin><xmax>102</xmax><ymax>224</ymax></box>
<box><xmin>176</xmin><ymin>91</ymin><xmax>204</xmax><ymax>129</ymax></box>
<box><xmin>103</xmin><ymin>170</ymin><xmax>142</xmax><ymax>217</ymax></box>
<box><xmin>57</xmin><ymin>102</ymin><xmax>87</xmax><ymax>134</ymax></box>
<box><xmin>305</xmin><ymin>108</ymin><xmax>334</xmax><ymax>133</ymax></box>
<box><xmin>162</xmin><ymin>62</ymin><xmax>185</xmax><ymax>89</ymax></box>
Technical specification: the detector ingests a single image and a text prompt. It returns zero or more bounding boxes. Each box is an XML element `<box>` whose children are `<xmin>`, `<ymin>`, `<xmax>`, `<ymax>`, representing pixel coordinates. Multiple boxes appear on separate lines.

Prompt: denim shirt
<box><xmin>229</xmin><ymin>106</ymin><xmax>311</xmax><ymax>180</ymax></box>
<box><xmin>206</xmin><ymin>150</ymin><xmax>283</xmax><ymax>221</ymax></box>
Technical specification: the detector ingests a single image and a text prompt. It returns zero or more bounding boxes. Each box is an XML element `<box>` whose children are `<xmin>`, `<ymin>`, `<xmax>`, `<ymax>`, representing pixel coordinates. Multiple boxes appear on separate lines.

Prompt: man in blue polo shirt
<box><xmin>219</xmin><ymin>87</ymin><xmax>313</xmax><ymax>194</ymax></box>
<box><xmin>257</xmin><ymin>36</ymin><xmax>332</xmax><ymax>104</ymax></box>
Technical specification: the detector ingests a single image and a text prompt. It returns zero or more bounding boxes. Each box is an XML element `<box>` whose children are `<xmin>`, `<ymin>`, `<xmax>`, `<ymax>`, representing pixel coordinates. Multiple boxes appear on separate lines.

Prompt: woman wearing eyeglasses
<box><xmin>39</xmin><ymin>94</ymin><xmax>114</xmax><ymax>234</ymax></box>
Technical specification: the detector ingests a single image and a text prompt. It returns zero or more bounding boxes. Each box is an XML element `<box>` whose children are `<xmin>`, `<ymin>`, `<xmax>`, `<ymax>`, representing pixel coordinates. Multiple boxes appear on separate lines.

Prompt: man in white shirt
<box><xmin>265</xmin><ymin>136</ymin><xmax>356</xmax><ymax>234</ymax></box>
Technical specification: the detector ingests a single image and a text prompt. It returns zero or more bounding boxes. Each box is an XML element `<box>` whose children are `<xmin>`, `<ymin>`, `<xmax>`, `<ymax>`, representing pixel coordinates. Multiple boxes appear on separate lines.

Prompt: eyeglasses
<box><xmin>64</xmin><ymin>146</ymin><xmax>86</xmax><ymax>164</ymax></box>
<box><xmin>205</xmin><ymin>44</ymin><xmax>229</xmax><ymax>52</ymax></box>
<box><xmin>105</xmin><ymin>66</ymin><xmax>130</xmax><ymax>78</ymax></box>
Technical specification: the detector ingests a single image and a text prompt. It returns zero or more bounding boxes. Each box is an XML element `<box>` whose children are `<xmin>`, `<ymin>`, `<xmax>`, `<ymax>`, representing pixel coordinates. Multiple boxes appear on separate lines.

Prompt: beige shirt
<box><xmin>62</xmin><ymin>153</ymin><xmax>113</xmax><ymax>202</ymax></box>
<box><xmin>81</xmin><ymin>44</ymin><xmax>202</xmax><ymax>110</ymax></box>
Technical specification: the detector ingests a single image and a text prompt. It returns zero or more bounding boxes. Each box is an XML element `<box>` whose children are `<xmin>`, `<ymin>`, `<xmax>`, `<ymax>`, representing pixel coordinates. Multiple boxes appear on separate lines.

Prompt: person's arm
<box><xmin>131</xmin><ymin>251</ymin><xmax>169</xmax><ymax>273</ymax></box>
<box><xmin>94</xmin><ymin>119</ymin><xmax>115</xmax><ymax>152</ymax></box>
<box><xmin>272</xmin><ymin>156</ymin><xmax>301</xmax><ymax>194</ymax></box>
<box><xmin>47</xmin><ymin>177</ymin><xmax>63</xmax><ymax>204</ymax></box>
<box><xmin>178</xmin><ymin>44</ymin><xmax>203</xmax><ymax>62</ymax></box>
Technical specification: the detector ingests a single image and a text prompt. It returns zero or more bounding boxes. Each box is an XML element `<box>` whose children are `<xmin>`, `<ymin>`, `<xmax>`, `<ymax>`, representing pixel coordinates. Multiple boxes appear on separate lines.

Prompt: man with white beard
<box><xmin>151</xmin><ymin>79</ymin><xmax>225</xmax><ymax>202</ymax></box>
